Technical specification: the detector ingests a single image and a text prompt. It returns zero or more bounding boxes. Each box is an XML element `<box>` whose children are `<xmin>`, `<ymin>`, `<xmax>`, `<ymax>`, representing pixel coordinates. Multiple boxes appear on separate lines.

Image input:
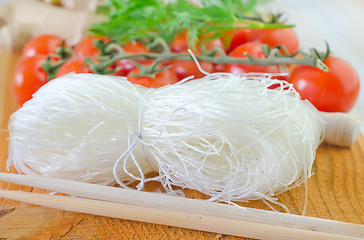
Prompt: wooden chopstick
<box><xmin>1</xmin><ymin>189</ymin><xmax>361</xmax><ymax>240</ymax></box>
<box><xmin>0</xmin><ymin>173</ymin><xmax>363</xmax><ymax>239</ymax></box>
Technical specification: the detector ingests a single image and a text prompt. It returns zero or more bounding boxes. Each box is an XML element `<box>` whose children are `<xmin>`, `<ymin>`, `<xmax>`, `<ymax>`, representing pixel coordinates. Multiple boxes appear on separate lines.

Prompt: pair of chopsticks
<box><xmin>0</xmin><ymin>173</ymin><xmax>363</xmax><ymax>240</ymax></box>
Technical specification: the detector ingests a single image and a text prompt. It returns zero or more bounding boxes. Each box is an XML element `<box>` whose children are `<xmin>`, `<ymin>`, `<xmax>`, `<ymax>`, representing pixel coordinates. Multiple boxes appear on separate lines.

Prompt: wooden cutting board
<box><xmin>0</xmin><ymin>50</ymin><xmax>363</xmax><ymax>240</ymax></box>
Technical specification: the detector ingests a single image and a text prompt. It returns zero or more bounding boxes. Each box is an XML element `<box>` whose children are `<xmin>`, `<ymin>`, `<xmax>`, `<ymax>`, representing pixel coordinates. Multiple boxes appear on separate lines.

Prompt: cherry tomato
<box><xmin>289</xmin><ymin>56</ymin><xmax>360</xmax><ymax>112</ymax></box>
<box><xmin>113</xmin><ymin>59</ymin><xmax>136</xmax><ymax>77</ymax></box>
<box><xmin>13</xmin><ymin>55</ymin><xmax>48</xmax><ymax>104</ymax></box>
<box><xmin>73</xmin><ymin>36</ymin><xmax>111</xmax><ymax>57</ymax></box>
<box><xmin>248</xmin><ymin>28</ymin><xmax>299</xmax><ymax>55</ymax></box>
<box><xmin>56</xmin><ymin>58</ymin><xmax>93</xmax><ymax>78</ymax></box>
<box><xmin>224</xmin><ymin>29</ymin><xmax>252</xmax><ymax>54</ymax></box>
<box><xmin>123</xmin><ymin>41</ymin><xmax>149</xmax><ymax>54</ymax></box>
<box><xmin>170</xmin><ymin>31</ymin><xmax>188</xmax><ymax>53</ymax></box>
<box><xmin>113</xmin><ymin>42</ymin><xmax>150</xmax><ymax>77</ymax></box>
<box><xmin>170</xmin><ymin>30</ymin><xmax>223</xmax><ymax>53</ymax></box>
<box><xmin>171</xmin><ymin>59</ymin><xmax>214</xmax><ymax>80</ymax></box>
<box><xmin>127</xmin><ymin>68</ymin><xmax>179</xmax><ymax>88</ymax></box>
<box><xmin>225</xmin><ymin>42</ymin><xmax>287</xmax><ymax>80</ymax></box>
<box><xmin>226</xmin><ymin>27</ymin><xmax>299</xmax><ymax>55</ymax></box>
<box><xmin>21</xmin><ymin>34</ymin><xmax>65</xmax><ymax>59</ymax></box>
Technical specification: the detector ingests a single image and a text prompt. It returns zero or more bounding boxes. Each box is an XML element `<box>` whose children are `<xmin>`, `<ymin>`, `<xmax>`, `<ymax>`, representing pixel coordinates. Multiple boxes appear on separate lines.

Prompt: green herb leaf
<box><xmin>90</xmin><ymin>0</ymin><xmax>291</xmax><ymax>47</ymax></box>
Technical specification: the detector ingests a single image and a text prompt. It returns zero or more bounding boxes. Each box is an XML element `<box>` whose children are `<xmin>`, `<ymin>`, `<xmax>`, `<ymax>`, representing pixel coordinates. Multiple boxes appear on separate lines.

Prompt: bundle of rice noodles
<box><xmin>7</xmin><ymin>72</ymin><xmax>323</xmax><ymax>204</ymax></box>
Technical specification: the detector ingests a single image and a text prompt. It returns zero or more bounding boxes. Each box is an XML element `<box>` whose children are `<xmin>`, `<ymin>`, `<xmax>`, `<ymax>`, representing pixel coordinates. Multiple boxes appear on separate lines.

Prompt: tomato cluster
<box><xmin>14</xmin><ymin>29</ymin><xmax>360</xmax><ymax>113</ymax></box>
<box><xmin>14</xmin><ymin>35</ymin><xmax>62</xmax><ymax>105</ymax></box>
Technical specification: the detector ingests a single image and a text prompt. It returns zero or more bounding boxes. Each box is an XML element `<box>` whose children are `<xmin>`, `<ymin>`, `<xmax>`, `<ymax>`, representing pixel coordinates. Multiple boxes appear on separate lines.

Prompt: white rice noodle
<box><xmin>7</xmin><ymin>72</ymin><xmax>323</xmax><ymax>205</ymax></box>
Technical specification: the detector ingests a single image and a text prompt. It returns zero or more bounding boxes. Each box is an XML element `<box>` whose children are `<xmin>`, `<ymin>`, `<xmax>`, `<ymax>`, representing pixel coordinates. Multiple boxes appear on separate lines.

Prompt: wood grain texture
<box><xmin>0</xmin><ymin>51</ymin><xmax>363</xmax><ymax>240</ymax></box>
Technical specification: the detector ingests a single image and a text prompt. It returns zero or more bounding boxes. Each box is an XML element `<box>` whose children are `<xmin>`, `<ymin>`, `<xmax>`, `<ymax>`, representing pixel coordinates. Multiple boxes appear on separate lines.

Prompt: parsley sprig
<box><xmin>90</xmin><ymin>0</ymin><xmax>291</xmax><ymax>48</ymax></box>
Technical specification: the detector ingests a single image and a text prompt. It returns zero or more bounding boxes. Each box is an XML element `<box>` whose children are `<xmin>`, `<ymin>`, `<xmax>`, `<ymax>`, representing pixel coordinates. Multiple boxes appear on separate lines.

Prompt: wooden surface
<box><xmin>1</xmin><ymin>51</ymin><xmax>364</xmax><ymax>240</ymax></box>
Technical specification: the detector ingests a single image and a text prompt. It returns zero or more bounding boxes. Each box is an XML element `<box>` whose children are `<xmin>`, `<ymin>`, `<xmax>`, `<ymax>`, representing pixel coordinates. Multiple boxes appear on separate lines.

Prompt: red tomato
<box><xmin>73</xmin><ymin>36</ymin><xmax>111</xmax><ymax>57</ymax></box>
<box><xmin>170</xmin><ymin>30</ymin><xmax>223</xmax><ymax>53</ymax></box>
<box><xmin>127</xmin><ymin>68</ymin><xmax>179</xmax><ymax>88</ymax></box>
<box><xmin>13</xmin><ymin>55</ymin><xmax>48</xmax><ymax>104</ymax></box>
<box><xmin>248</xmin><ymin>28</ymin><xmax>299</xmax><ymax>55</ymax></box>
<box><xmin>226</xmin><ymin>28</ymin><xmax>299</xmax><ymax>55</ymax></box>
<box><xmin>289</xmin><ymin>56</ymin><xmax>360</xmax><ymax>112</ymax></box>
<box><xmin>170</xmin><ymin>31</ymin><xmax>188</xmax><ymax>53</ymax></box>
<box><xmin>56</xmin><ymin>58</ymin><xmax>93</xmax><ymax>78</ymax></box>
<box><xmin>224</xmin><ymin>29</ymin><xmax>252</xmax><ymax>54</ymax></box>
<box><xmin>21</xmin><ymin>34</ymin><xmax>65</xmax><ymax>59</ymax></box>
<box><xmin>123</xmin><ymin>41</ymin><xmax>149</xmax><ymax>54</ymax></box>
<box><xmin>113</xmin><ymin>59</ymin><xmax>136</xmax><ymax>77</ymax></box>
<box><xmin>113</xmin><ymin>42</ymin><xmax>149</xmax><ymax>76</ymax></box>
<box><xmin>171</xmin><ymin>59</ymin><xmax>214</xmax><ymax>80</ymax></box>
<box><xmin>225</xmin><ymin>42</ymin><xmax>287</xmax><ymax>80</ymax></box>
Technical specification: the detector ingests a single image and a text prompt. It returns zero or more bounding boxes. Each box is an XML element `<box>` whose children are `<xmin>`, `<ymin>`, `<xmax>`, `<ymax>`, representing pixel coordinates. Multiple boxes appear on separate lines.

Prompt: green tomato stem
<box><xmin>96</xmin><ymin>45</ymin><xmax>329</xmax><ymax>75</ymax></box>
